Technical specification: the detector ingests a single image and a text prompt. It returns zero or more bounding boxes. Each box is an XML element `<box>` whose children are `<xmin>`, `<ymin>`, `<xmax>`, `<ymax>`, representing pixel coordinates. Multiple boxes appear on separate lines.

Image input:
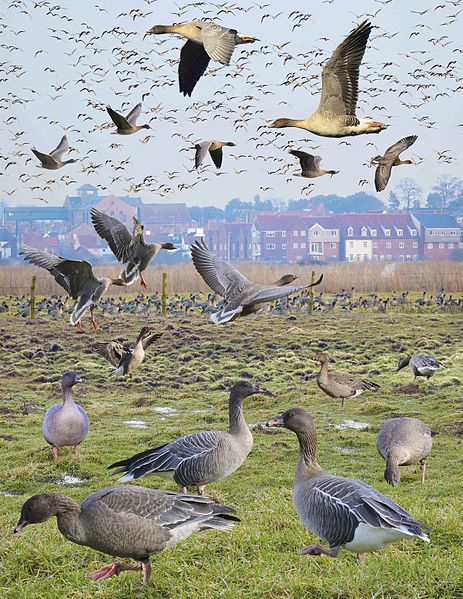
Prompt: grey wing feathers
<box><xmin>195</xmin><ymin>141</ymin><xmax>212</xmax><ymax>169</ymax></box>
<box><xmin>200</xmin><ymin>22</ymin><xmax>237</xmax><ymax>65</ymax></box>
<box><xmin>384</xmin><ymin>135</ymin><xmax>417</xmax><ymax>158</ymax></box>
<box><xmin>413</xmin><ymin>354</ymin><xmax>441</xmax><ymax>371</ymax></box>
<box><xmin>249</xmin><ymin>275</ymin><xmax>323</xmax><ymax>306</ymax></box>
<box><xmin>94</xmin><ymin>341</ymin><xmax>126</xmax><ymax>366</ymax></box>
<box><xmin>49</xmin><ymin>135</ymin><xmax>69</xmax><ymax>160</ymax></box>
<box><xmin>375</xmin><ymin>162</ymin><xmax>392</xmax><ymax>192</ymax></box>
<box><xmin>179</xmin><ymin>40</ymin><xmax>211</xmax><ymax>97</ymax></box>
<box><xmin>331</xmin><ymin>371</ymin><xmax>379</xmax><ymax>390</ymax></box>
<box><xmin>91</xmin><ymin>208</ymin><xmax>132</xmax><ymax>262</ymax></box>
<box><xmin>31</xmin><ymin>148</ymin><xmax>56</xmax><ymax>167</ymax></box>
<box><xmin>290</xmin><ymin>150</ymin><xmax>317</xmax><ymax>171</ymax></box>
<box><xmin>141</xmin><ymin>332</ymin><xmax>163</xmax><ymax>350</ymax></box>
<box><xmin>126</xmin><ymin>103</ymin><xmax>142</xmax><ymax>125</ymax></box>
<box><xmin>106</xmin><ymin>106</ymin><xmax>130</xmax><ymax>129</ymax></box>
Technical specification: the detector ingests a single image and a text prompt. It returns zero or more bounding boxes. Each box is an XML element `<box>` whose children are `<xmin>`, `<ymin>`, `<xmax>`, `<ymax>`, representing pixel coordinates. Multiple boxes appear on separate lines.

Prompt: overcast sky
<box><xmin>1</xmin><ymin>0</ymin><xmax>461</xmax><ymax>208</ymax></box>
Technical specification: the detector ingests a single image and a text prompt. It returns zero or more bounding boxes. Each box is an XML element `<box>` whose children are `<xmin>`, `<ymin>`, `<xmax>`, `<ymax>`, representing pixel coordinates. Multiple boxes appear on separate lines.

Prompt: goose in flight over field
<box><xmin>195</xmin><ymin>140</ymin><xmax>236</xmax><ymax>169</ymax></box>
<box><xmin>370</xmin><ymin>135</ymin><xmax>417</xmax><ymax>191</ymax></box>
<box><xmin>106</xmin><ymin>103</ymin><xmax>151</xmax><ymax>135</ymax></box>
<box><xmin>190</xmin><ymin>238</ymin><xmax>323</xmax><ymax>324</ymax></box>
<box><xmin>147</xmin><ymin>21</ymin><xmax>258</xmax><ymax>96</ymax></box>
<box><xmin>269</xmin><ymin>21</ymin><xmax>387</xmax><ymax>137</ymax></box>
<box><xmin>289</xmin><ymin>150</ymin><xmax>339</xmax><ymax>178</ymax></box>
<box><xmin>31</xmin><ymin>135</ymin><xmax>77</xmax><ymax>169</ymax></box>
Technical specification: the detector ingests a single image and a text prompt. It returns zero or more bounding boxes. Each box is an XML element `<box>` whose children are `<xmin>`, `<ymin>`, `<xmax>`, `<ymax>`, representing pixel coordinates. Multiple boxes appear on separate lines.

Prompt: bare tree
<box><xmin>393</xmin><ymin>178</ymin><xmax>422</xmax><ymax>211</ymax></box>
<box><xmin>429</xmin><ymin>174</ymin><xmax>463</xmax><ymax>209</ymax></box>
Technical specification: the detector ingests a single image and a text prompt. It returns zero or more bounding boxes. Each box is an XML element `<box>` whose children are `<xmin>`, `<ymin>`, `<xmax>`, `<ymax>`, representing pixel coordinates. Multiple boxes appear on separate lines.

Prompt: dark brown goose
<box><xmin>370</xmin><ymin>135</ymin><xmax>417</xmax><ymax>191</ymax></box>
<box><xmin>289</xmin><ymin>150</ymin><xmax>339</xmax><ymax>178</ymax></box>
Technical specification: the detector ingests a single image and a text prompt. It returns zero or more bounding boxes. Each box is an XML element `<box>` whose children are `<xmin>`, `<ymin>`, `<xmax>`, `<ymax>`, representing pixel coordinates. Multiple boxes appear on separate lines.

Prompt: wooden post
<box><xmin>30</xmin><ymin>275</ymin><xmax>37</xmax><ymax>319</ymax></box>
<box><xmin>161</xmin><ymin>272</ymin><xmax>167</xmax><ymax>317</ymax></box>
<box><xmin>307</xmin><ymin>270</ymin><xmax>316</xmax><ymax>316</ymax></box>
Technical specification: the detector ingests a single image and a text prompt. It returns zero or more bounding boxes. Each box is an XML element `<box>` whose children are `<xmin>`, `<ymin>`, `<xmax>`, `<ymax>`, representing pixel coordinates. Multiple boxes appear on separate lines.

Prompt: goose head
<box><xmin>397</xmin><ymin>356</ymin><xmax>411</xmax><ymax>371</ymax></box>
<box><xmin>61</xmin><ymin>371</ymin><xmax>82</xmax><ymax>390</ymax></box>
<box><xmin>313</xmin><ymin>352</ymin><xmax>329</xmax><ymax>364</ymax></box>
<box><xmin>230</xmin><ymin>381</ymin><xmax>273</xmax><ymax>400</ymax></box>
<box><xmin>14</xmin><ymin>494</ymin><xmax>63</xmax><ymax>531</ymax></box>
<box><xmin>267</xmin><ymin>407</ymin><xmax>314</xmax><ymax>434</ymax></box>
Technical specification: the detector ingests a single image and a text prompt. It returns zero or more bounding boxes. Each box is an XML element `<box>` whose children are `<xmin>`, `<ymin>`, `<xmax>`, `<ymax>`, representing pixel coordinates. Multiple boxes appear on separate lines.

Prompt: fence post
<box><xmin>161</xmin><ymin>272</ymin><xmax>167</xmax><ymax>317</ymax></box>
<box><xmin>307</xmin><ymin>270</ymin><xmax>316</xmax><ymax>316</ymax></box>
<box><xmin>30</xmin><ymin>275</ymin><xmax>37</xmax><ymax>319</ymax></box>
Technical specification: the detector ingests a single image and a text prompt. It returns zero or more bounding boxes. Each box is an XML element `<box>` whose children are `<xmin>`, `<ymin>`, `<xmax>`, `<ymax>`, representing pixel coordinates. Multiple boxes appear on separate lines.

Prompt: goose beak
<box><xmin>266</xmin><ymin>414</ymin><xmax>284</xmax><ymax>427</ymax></box>
<box><xmin>253</xmin><ymin>386</ymin><xmax>273</xmax><ymax>397</ymax></box>
<box><xmin>75</xmin><ymin>376</ymin><xmax>83</xmax><ymax>383</ymax></box>
<box><xmin>14</xmin><ymin>518</ymin><xmax>28</xmax><ymax>533</ymax></box>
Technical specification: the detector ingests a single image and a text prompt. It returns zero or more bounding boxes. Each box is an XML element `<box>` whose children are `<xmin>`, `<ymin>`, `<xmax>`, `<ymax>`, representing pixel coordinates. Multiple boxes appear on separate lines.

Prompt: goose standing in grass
<box><xmin>194</xmin><ymin>140</ymin><xmax>236</xmax><ymax>169</ymax></box>
<box><xmin>14</xmin><ymin>485</ymin><xmax>238</xmax><ymax>585</ymax></box>
<box><xmin>20</xmin><ymin>247</ymin><xmax>125</xmax><ymax>330</ymax></box>
<box><xmin>397</xmin><ymin>353</ymin><xmax>442</xmax><ymax>380</ymax></box>
<box><xmin>91</xmin><ymin>208</ymin><xmax>176</xmax><ymax>288</ymax></box>
<box><xmin>269</xmin><ymin>21</ymin><xmax>387</xmax><ymax>137</ymax></box>
<box><xmin>94</xmin><ymin>327</ymin><xmax>162</xmax><ymax>378</ymax></box>
<box><xmin>370</xmin><ymin>135</ymin><xmax>418</xmax><ymax>191</ymax></box>
<box><xmin>289</xmin><ymin>150</ymin><xmax>339</xmax><ymax>178</ymax></box>
<box><xmin>313</xmin><ymin>352</ymin><xmax>379</xmax><ymax>407</ymax></box>
<box><xmin>376</xmin><ymin>418</ymin><xmax>432</xmax><ymax>486</ymax></box>
<box><xmin>267</xmin><ymin>408</ymin><xmax>430</xmax><ymax>564</ymax></box>
<box><xmin>147</xmin><ymin>21</ymin><xmax>258</xmax><ymax>96</ymax></box>
<box><xmin>108</xmin><ymin>381</ymin><xmax>272</xmax><ymax>494</ymax></box>
<box><xmin>106</xmin><ymin>103</ymin><xmax>150</xmax><ymax>135</ymax></box>
<box><xmin>42</xmin><ymin>372</ymin><xmax>89</xmax><ymax>460</ymax></box>
<box><xmin>31</xmin><ymin>135</ymin><xmax>77</xmax><ymax>169</ymax></box>
<box><xmin>190</xmin><ymin>238</ymin><xmax>322</xmax><ymax>324</ymax></box>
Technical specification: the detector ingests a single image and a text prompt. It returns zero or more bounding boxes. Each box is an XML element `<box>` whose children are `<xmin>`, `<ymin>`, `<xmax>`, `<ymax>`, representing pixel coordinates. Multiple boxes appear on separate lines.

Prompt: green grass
<box><xmin>0</xmin><ymin>309</ymin><xmax>462</xmax><ymax>598</ymax></box>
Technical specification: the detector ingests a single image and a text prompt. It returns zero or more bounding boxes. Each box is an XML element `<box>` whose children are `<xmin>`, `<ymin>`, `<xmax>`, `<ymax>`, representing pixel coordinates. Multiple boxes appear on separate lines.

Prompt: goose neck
<box><xmin>295</xmin><ymin>430</ymin><xmax>322</xmax><ymax>480</ymax></box>
<box><xmin>228</xmin><ymin>392</ymin><xmax>246</xmax><ymax>434</ymax></box>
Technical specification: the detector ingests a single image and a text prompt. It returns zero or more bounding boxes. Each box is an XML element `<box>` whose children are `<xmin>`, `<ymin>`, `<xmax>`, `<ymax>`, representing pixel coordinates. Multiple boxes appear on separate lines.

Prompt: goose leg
<box><xmin>179</xmin><ymin>486</ymin><xmax>188</xmax><ymax>493</ymax></box>
<box><xmin>341</xmin><ymin>398</ymin><xmax>345</xmax><ymax>408</ymax></box>
<box><xmin>197</xmin><ymin>485</ymin><xmax>206</xmax><ymax>496</ymax></box>
<box><xmin>140</xmin><ymin>273</ymin><xmax>149</xmax><ymax>289</ymax></box>
<box><xmin>300</xmin><ymin>544</ymin><xmax>340</xmax><ymax>558</ymax></box>
<box><xmin>357</xmin><ymin>552</ymin><xmax>366</xmax><ymax>565</ymax></box>
<box><xmin>73</xmin><ymin>444</ymin><xmax>80</xmax><ymax>461</ymax></box>
<box><xmin>420</xmin><ymin>459</ymin><xmax>426</xmax><ymax>484</ymax></box>
<box><xmin>86</xmin><ymin>562</ymin><xmax>142</xmax><ymax>581</ymax></box>
<box><xmin>75</xmin><ymin>321</ymin><xmax>84</xmax><ymax>332</ymax></box>
<box><xmin>142</xmin><ymin>561</ymin><xmax>151</xmax><ymax>585</ymax></box>
<box><xmin>51</xmin><ymin>446</ymin><xmax>58</xmax><ymax>460</ymax></box>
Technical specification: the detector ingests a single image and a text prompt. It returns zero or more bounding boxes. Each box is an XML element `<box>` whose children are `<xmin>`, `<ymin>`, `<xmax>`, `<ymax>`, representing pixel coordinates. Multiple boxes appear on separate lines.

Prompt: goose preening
<box><xmin>31</xmin><ymin>135</ymin><xmax>77</xmax><ymax>169</ymax></box>
<box><xmin>269</xmin><ymin>21</ymin><xmax>387</xmax><ymax>137</ymax></box>
<box><xmin>267</xmin><ymin>408</ymin><xmax>430</xmax><ymax>564</ymax></box>
<box><xmin>190</xmin><ymin>238</ymin><xmax>323</xmax><ymax>324</ymax></box>
<box><xmin>106</xmin><ymin>103</ymin><xmax>150</xmax><ymax>135</ymax></box>
<box><xmin>20</xmin><ymin>247</ymin><xmax>125</xmax><ymax>330</ymax></box>
<box><xmin>147</xmin><ymin>21</ymin><xmax>258</xmax><ymax>96</ymax></box>
<box><xmin>370</xmin><ymin>135</ymin><xmax>418</xmax><ymax>191</ymax></box>
<box><xmin>14</xmin><ymin>485</ymin><xmax>238</xmax><ymax>584</ymax></box>
<box><xmin>397</xmin><ymin>353</ymin><xmax>442</xmax><ymax>380</ymax></box>
<box><xmin>376</xmin><ymin>418</ymin><xmax>432</xmax><ymax>486</ymax></box>
<box><xmin>313</xmin><ymin>352</ymin><xmax>380</xmax><ymax>407</ymax></box>
<box><xmin>108</xmin><ymin>381</ymin><xmax>272</xmax><ymax>495</ymax></box>
<box><xmin>289</xmin><ymin>150</ymin><xmax>339</xmax><ymax>178</ymax></box>
<box><xmin>42</xmin><ymin>372</ymin><xmax>89</xmax><ymax>460</ymax></box>
<box><xmin>94</xmin><ymin>326</ymin><xmax>162</xmax><ymax>378</ymax></box>
<box><xmin>91</xmin><ymin>208</ymin><xmax>176</xmax><ymax>288</ymax></box>
<box><xmin>195</xmin><ymin>140</ymin><xmax>236</xmax><ymax>169</ymax></box>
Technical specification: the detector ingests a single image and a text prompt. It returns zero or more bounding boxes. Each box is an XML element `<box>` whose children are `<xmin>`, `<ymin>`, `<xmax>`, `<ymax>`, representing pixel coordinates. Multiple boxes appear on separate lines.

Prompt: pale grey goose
<box><xmin>42</xmin><ymin>372</ymin><xmax>89</xmax><ymax>460</ymax></box>
<box><xmin>106</xmin><ymin>103</ymin><xmax>150</xmax><ymax>135</ymax></box>
<box><xmin>31</xmin><ymin>135</ymin><xmax>77</xmax><ymax>169</ymax></box>
<box><xmin>371</xmin><ymin>135</ymin><xmax>418</xmax><ymax>191</ymax></box>
<box><xmin>109</xmin><ymin>381</ymin><xmax>272</xmax><ymax>494</ymax></box>
<box><xmin>376</xmin><ymin>418</ymin><xmax>432</xmax><ymax>486</ymax></box>
<box><xmin>147</xmin><ymin>21</ymin><xmax>258</xmax><ymax>96</ymax></box>
<box><xmin>195</xmin><ymin>140</ymin><xmax>236</xmax><ymax>169</ymax></box>
<box><xmin>190</xmin><ymin>238</ymin><xmax>322</xmax><ymax>324</ymax></box>
<box><xmin>289</xmin><ymin>150</ymin><xmax>339</xmax><ymax>178</ymax></box>
<box><xmin>14</xmin><ymin>485</ymin><xmax>238</xmax><ymax>584</ymax></box>
<box><xmin>397</xmin><ymin>353</ymin><xmax>442</xmax><ymax>380</ymax></box>
<box><xmin>267</xmin><ymin>408</ymin><xmax>430</xmax><ymax>564</ymax></box>
<box><xmin>269</xmin><ymin>21</ymin><xmax>387</xmax><ymax>137</ymax></box>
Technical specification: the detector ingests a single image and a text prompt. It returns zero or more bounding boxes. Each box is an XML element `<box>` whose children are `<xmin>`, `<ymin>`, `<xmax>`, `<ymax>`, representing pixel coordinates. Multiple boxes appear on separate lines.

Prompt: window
<box><xmin>406</xmin><ymin>255</ymin><xmax>411</xmax><ymax>260</ymax></box>
<box><xmin>281</xmin><ymin>231</ymin><xmax>286</xmax><ymax>237</ymax></box>
<box><xmin>266</xmin><ymin>231</ymin><xmax>275</xmax><ymax>237</ymax></box>
<box><xmin>331</xmin><ymin>230</ymin><xmax>336</xmax><ymax>236</ymax></box>
<box><xmin>301</xmin><ymin>230</ymin><xmax>306</xmax><ymax>236</ymax></box>
<box><xmin>300</xmin><ymin>243</ymin><xmax>306</xmax><ymax>249</ymax></box>
<box><xmin>347</xmin><ymin>227</ymin><xmax>353</xmax><ymax>237</ymax></box>
<box><xmin>411</xmin><ymin>229</ymin><xmax>417</xmax><ymax>236</ymax></box>
<box><xmin>349</xmin><ymin>241</ymin><xmax>354</xmax><ymax>248</ymax></box>
<box><xmin>450</xmin><ymin>230</ymin><xmax>457</xmax><ymax>235</ymax></box>
<box><xmin>384</xmin><ymin>229</ymin><xmax>391</xmax><ymax>236</ymax></box>
<box><xmin>363</xmin><ymin>254</ymin><xmax>369</xmax><ymax>260</ymax></box>
<box><xmin>380</xmin><ymin>255</ymin><xmax>384</xmax><ymax>261</ymax></box>
<box><xmin>386</xmin><ymin>254</ymin><xmax>392</xmax><ymax>260</ymax></box>
<box><xmin>311</xmin><ymin>243</ymin><xmax>320</xmax><ymax>253</ymax></box>
<box><xmin>363</xmin><ymin>241</ymin><xmax>368</xmax><ymax>248</ymax></box>
<box><xmin>373</xmin><ymin>242</ymin><xmax>378</xmax><ymax>248</ymax></box>
<box><xmin>330</xmin><ymin>242</ymin><xmax>336</xmax><ymax>248</ymax></box>
<box><xmin>460</xmin><ymin>242</ymin><xmax>463</xmax><ymax>249</ymax></box>
<box><xmin>427</xmin><ymin>243</ymin><xmax>433</xmax><ymax>249</ymax></box>
<box><xmin>349</xmin><ymin>254</ymin><xmax>354</xmax><ymax>261</ymax></box>
<box><xmin>397</xmin><ymin>229</ymin><xmax>403</xmax><ymax>236</ymax></box>
<box><xmin>293</xmin><ymin>230</ymin><xmax>298</xmax><ymax>236</ymax></box>
<box><xmin>386</xmin><ymin>242</ymin><xmax>391</xmax><ymax>248</ymax></box>
<box><xmin>266</xmin><ymin>244</ymin><xmax>275</xmax><ymax>250</ymax></box>
<box><xmin>399</xmin><ymin>255</ymin><xmax>404</xmax><ymax>261</ymax></box>
<box><xmin>293</xmin><ymin>243</ymin><xmax>298</xmax><ymax>249</ymax></box>
<box><xmin>399</xmin><ymin>242</ymin><xmax>405</xmax><ymax>248</ymax></box>
<box><xmin>439</xmin><ymin>243</ymin><xmax>444</xmax><ymax>249</ymax></box>
<box><xmin>430</xmin><ymin>230</ymin><xmax>434</xmax><ymax>236</ymax></box>
<box><xmin>413</xmin><ymin>242</ymin><xmax>418</xmax><ymax>248</ymax></box>
<box><xmin>282</xmin><ymin>244</ymin><xmax>286</xmax><ymax>250</ymax></box>
<box><xmin>361</xmin><ymin>227</ymin><xmax>367</xmax><ymax>237</ymax></box>
<box><xmin>413</xmin><ymin>255</ymin><xmax>418</xmax><ymax>260</ymax></box>
<box><xmin>312</xmin><ymin>230</ymin><xmax>319</xmax><ymax>236</ymax></box>
<box><xmin>449</xmin><ymin>243</ymin><xmax>454</xmax><ymax>249</ymax></box>
<box><xmin>371</xmin><ymin>229</ymin><xmax>377</xmax><ymax>236</ymax></box>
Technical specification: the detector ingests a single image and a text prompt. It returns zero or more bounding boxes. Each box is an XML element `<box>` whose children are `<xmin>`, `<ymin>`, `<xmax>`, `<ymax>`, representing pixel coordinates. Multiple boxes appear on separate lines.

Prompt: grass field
<box><xmin>0</xmin><ymin>308</ymin><xmax>462</xmax><ymax>598</ymax></box>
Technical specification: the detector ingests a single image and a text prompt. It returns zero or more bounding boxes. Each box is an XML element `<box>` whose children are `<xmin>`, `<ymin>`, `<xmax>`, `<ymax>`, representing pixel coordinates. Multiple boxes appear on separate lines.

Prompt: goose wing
<box><xmin>195</xmin><ymin>141</ymin><xmax>212</xmax><ymax>169</ymax></box>
<box><xmin>49</xmin><ymin>135</ymin><xmax>69</xmax><ymax>160</ymax></box>
<box><xmin>141</xmin><ymin>331</ymin><xmax>163</xmax><ymax>350</ymax></box>
<box><xmin>374</xmin><ymin>162</ymin><xmax>393</xmax><ymax>192</ymax></box>
<box><xmin>384</xmin><ymin>135</ymin><xmax>418</xmax><ymax>159</ymax></box>
<box><xmin>106</xmin><ymin>105</ymin><xmax>131</xmax><ymax>130</ymax></box>
<box><xmin>94</xmin><ymin>341</ymin><xmax>126</xmax><ymax>366</ymax></box>
<box><xmin>200</xmin><ymin>22</ymin><xmax>237</xmax><ymax>65</ymax></box>
<box><xmin>31</xmin><ymin>148</ymin><xmax>57</xmax><ymax>168</ymax></box>
<box><xmin>412</xmin><ymin>354</ymin><xmax>441</xmax><ymax>372</ymax></box>
<box><xmin>91</xmin><ymin>208</ymin><xmax>132</xmax><ymax>262</ymax></box>
<box><xmin>179</xmin><ymin>40</ymin><xmax>210</xmax><ymax>97</ymax></box>
<box><xmin>290</xmin><ymin>150</ymin><xmax>318</xmax><ymax>172</ymax></box>
<box><xmin>209</xmin><ymin>147</ymin><xmax>224</xmax><ymax>169</ymax></box>
<box><xmin>247</xmin><ymin>275</ymin><xmax>323</xmax><ymax>307</ymax></box>
<box><xmin>125</xmin><ymin>102</ymin><xmax>142</xmax><ymax>125</ymax></box>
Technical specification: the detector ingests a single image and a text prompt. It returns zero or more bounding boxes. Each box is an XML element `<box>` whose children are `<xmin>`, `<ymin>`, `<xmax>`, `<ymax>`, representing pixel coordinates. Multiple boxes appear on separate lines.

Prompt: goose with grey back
<box><xmin>195</xmin><ymin>140</ymin><xmax>236</xmax><ymax>169</ymax></box>
<box><xmin>108</xmin><ymin>381</ymin><xmax>272</xmax><ymax>494</ymax></box>
<box><xmin>269</xmin><ymin>21</ymin><xmax>387</xmax><ymax>137</ymax></box>
<box><xmin>289</xmin><ymin>150</ymin><xmax>339</xmax><ymax>178</ymax></box>
<box><xmin>42</xmin><ymin>372</ymin><xmax>89</xmax><ymax>460</ymax></box>
<box><xmin>313</xmin><ymin>352</ymin><xmax>379</xmax><ymax>407</ymax></box>
<box><xmin>106</xmin><ymin>103</ymin><xmax>150</xmax><ymax>135</ymax></box>
<box><xmin>370</xmin><ymin>135</ymin><xmax>418</xmax><ymax>191</ymax></box>
<box><xmin>20</xmin><ymin>247</ymin><xmax>125</xmax><ymax>330</ymax></box>
<box><xmin>147</xmin><ymin>21</ymin><xmax>258</xmax><ymax>96</ymax></box>
<box><xmin>14</xmin><ymin>485</ymin><xmax>238</xmax><ymax>584</ymax></box>
<box><xmin>376</xmin><ymin>417</ymin><xmax>432</xmax><ymax>486</ymax></box>
<box><xmin>397</xmin><ymin>353</ymin><xmax>442</xmax><ymax>380</ymax></box>
<box><xmin>267</xmin><ymin>408</ymin><xmax>430</xmax><ymax>564</ymax></box>
<box><xmin>31</xmin><ymin>135</ymin><xmax>77</xmax><ymax>169</ymax></box>
<box><xmin>240</xmin><ymin>274</ymin><xmax>299</xmax><ymax>317</ymax></box>
<box><xmin>91</xmin><ymin>208</ymin><xmax>176</xmax><ymax>288</ymax></box>
<box><xmin>190</xmin><ymin>238</ymin><xmax>322</xmax><ymax>324</ymax></box>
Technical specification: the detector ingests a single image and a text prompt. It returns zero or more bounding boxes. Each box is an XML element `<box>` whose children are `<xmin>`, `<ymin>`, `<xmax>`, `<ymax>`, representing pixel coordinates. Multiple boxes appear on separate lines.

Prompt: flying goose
<box><xmin>376</xmin><ymin>418</ymin><xmax>432</xmax><ymax>486</ymax></box>
<box><xmin>94</xmin><ymin>326</ymin><xmax>162</xmax><ymax>378</ymax></box>
<box><xmin>42</xmin><ymin>372</ymin><xmax>89</xmax><ymax>460</ymax></box>
<box><xmin>397</xmin><ymin>353</ymin><xmax>442</xmax><ymax>380</ymax></box>
<box><xmin>289</xmin><ymin>150</ymin><xmax>339</xmax><ymax>178</ymax></box>
<box><xmin>109</xmin><ymin>381</ymin><xmax>272</xmax><ymax>495</ymax></box>
<box><xmin>91</xmin><ymin>208</ymin><xmax>176</xmax><ymax>288</ymax></box>
<box><xmin>313</xmin><ymin>352</ymin><xmax>379</xmax><ymax>407</ymax></box>
<box><xmin>31</xmin><ymin>135</ymin><xmax>77</xmax><ymax>169</ymax></box>
<box><xmin>370</xmin><ymin>135</ymin><xmax>418</xmax><ymax>191</ymax></box>
<box><xmin>190</xmin><ymin>238</ymin><xmax>322</xmax><ymax>324</ymax></box>
<box><xmin>195</xmin><ymin>140</ymin><xmax>236</xmax><ymax>169</ymax></box>
<box><xmin>267</xmin><ymin>408</ymin><xmax>430</xmax><ymax>564</ymax></box>
<box><xmin>14</xmin><ymin>485</ymin><xmax>238</xmax><ymax>584</ymax></box>
<box><xmin>106</xmin><ymin>103</ymin><xmax>150</xmax><ymax>134</ymax></box>
<box><xmin>20</xmin><ymin>247</ymin><xmax>125</xmax><ymax>330</ymax></box>
<box><xmin>269</xmin><ymin>21</ymin><xmax>387</xmax><ymax>137</ymax></box>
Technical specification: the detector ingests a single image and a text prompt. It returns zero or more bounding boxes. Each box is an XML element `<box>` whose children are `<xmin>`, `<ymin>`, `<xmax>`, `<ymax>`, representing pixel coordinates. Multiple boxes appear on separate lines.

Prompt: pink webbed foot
<box><xmin>86</xmin><ymin>563</ymin><xmax>121</xmax><ymax>581</ymax></box>
<box><xmin>300</xmin><ymin>544</ymin><xmax>339</xmax><ymax>558</ymax></box>
<box><xmin>179</xmin><ymin>486</ymin><xmax>188</xmax><ymax>494</ymax></box>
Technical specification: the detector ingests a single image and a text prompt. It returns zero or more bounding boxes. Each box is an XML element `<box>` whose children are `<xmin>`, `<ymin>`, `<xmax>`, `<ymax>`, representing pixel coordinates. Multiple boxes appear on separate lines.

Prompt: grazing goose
<box><xmin>376</xmin><ymin>418</ymin><xmax>432</xmax><ymax>486</ymax></box>
<box><xmin>397</xmin><ymin>353</ymin><xmax>442</xmax><ymax>380</ymax></box>
<box><xmin>269</xmin><ymin>21</ymin><xmax>387</xmax><ymax>137</ymax></box>
<box><xmin>31</xmin><ymin>135</ymin><xmax>77</xmax><ymax>169</ymax></box>
<box><xmin>190</xmin><ymin>238</ymin><xmax>322</xmax><ymax>324</ymax></box>
<box><xmin>109</xmin><ymin>381</ymin><xmax>272</xmax><ymax>494</ymax></box>
<box><xmin>14</xmin><ymin>485</ymin><xmax>238</xmax><ymax>584</ymax></box>
<box><xmin>195</xmin><ymin>140</ymin><xmax>236</xmax><ymax>169</ymax></box>
<box><xmin>106</xmin><ymin>103</ymin><xmax>150</xmax><ymax>135</ymax></box>
<box><xmin>94</xmin><ymin>326</ymin><xmax>162</xmax><ymax>378</ymax></box>
<box><xmin>314</xmin><ymin>352</ymin><xmax>379</xmax><ymax>407</ymax></box>
<box><xmin>147</xmin><ymin>21</ymin><xmax>258</xmax><ymax>96</ymax></box>
<box><xmin>289</xmin><ymin>150</ymin><xmax>339</xmax><ymax>178</ymax></box>
<box><xmin>43</xmin><ymin>372</ymin><xmax>89</xmax><ymax>460</ymax></box>
<box><xmin>91</xmin><ymin>208</ymin><xmax>176</xmax><ymax>288</ymax></box>
<box><xmin>267</xmin><ymin>408</ymin><xmax>430</xmax><ymax>564</ymax></box>
<box><xmin>370</xmin><ymin>135</ymin><xmax>418</xmax><ymax>191</ymax></box>
<box><xmin>20</xmin><ymin>247</ymin><xmax>125</xmax><ymax>330</ymax></box>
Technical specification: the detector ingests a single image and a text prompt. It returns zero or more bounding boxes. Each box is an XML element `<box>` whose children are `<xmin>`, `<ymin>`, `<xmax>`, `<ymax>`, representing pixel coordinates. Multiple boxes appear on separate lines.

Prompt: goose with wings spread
<box><xmin>106</xmin><ymin>103</ymin><xmax>150</xmax><ymax>135</ymax></box>
<box><xmin>31</xmin><ymin>135</ymin><xmax>77</xmax><ymax>170</ymax></box>
<box><xmin>370</xmin><ymin>135</ymin><xmax>417</xmax><ymax>191</ymax></box>
<box><xmin>190</xmin><ymin>238</ymin><xmax>323</xmax><ymax>324</ymax></box>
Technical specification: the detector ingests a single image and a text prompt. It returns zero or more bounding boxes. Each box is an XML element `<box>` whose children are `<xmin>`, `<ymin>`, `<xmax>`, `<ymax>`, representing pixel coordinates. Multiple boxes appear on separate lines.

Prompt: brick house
<box><xmin>206</xmin><ymin>222</ymin><xmax>252</xmax><ymax>261</ymax></box>
<box><xmin>64</xmin><ymin>185</ymin><xmax>142</xmax><ymax>227</ymax></box>
<box><xmin>411</xmin><ymin>213</ymin><xmax>462</xmax><ymax>260</ymax></box>
<box><xmin>93</xmin><ymin>195</ymin><xmax>138</xmax><ymax>229</ymax></box>
<box><xmin>139</xmin><ymin>203</ymin><xmax>193</xmax><ymax>236</ymax></box>
<box><xmin>299</xmin><ymin>216</ymin><xmax>341</xmax><ymax>262</ymax></box>
<box><xmin>252</xmin><ymin>213</ymin><xmax>310</xmax><ymax>262</ymax></box>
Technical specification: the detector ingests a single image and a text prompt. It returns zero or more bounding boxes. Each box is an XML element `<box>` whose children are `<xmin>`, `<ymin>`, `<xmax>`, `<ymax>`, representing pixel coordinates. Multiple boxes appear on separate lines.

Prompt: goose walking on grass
<box><xmin>289</xmin><ymin>150</ymin><xmax>339</xmax><ymax>178</ymax></box>
<box><xmin>397</xmin><ymin>353</ymin><xmax>442</xmax><ymax>381</ymax></box>
<box><xmin>194</xmin><ymin>140</ymin><xmax>236</xmax><ymax>169</ymax></box>
<box><xmin>14</xmin><ymin>485</ymin><xmax>238</xmax><ymax>585</ymax></box>
<box><xmin>190</xmin><ymin>238</ymin><xmax>322</xmax><ymax>324</ymax></box>
<box><xmin>31</xmin><ymin>135</ymin><xmax>77</xmax><ymax>169</ymax></box>
<box><xmin>20</xmin><ymin>247</ymin><xmax>125</xmax><ymax>330</ymax></box>
<box><xmin>108</xmin><ymin>381</ymin><xmax>272</xmax><ymax>495</ymax></box>
<box><xmin>267</xmin><ymin>408</ymin><xmax>430</xmax><ymax>564</ymax></box>
<box><xmin>106</xmin><ymin>103</ymin><xmax>150</xmax><ymax>135</ymax></box>
<box><xmin>370</xmin><ymin>135</ymin><xmax>418</xmax><ymax>191</ymax></box>
<box><xmin>269</xmin><ymin>21</ymin><xmax>387</xmax><ymax>137</ymax></box>
<box><xmin>147</xmin><ymin>21</ymin><xmax>258</xmax><ymax>96</ymax></box>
